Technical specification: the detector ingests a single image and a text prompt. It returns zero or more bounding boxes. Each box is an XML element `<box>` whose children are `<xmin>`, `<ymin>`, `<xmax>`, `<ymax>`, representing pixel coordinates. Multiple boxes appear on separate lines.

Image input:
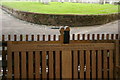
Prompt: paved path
<box><xmin>1</xmin><ymin>9</ymin><xmax>119</xmax><ymax>36</ymax></box>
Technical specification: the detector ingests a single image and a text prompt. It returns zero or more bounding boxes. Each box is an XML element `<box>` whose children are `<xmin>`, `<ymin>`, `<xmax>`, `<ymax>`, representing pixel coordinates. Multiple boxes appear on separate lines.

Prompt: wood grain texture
<box><xmin>80</xmin><ymin>50</ymin><xmax>84</xmax><ymax>79</ymax></box>
<box><xmin>92</xmin><ymin>50</ymin><xmax>96</xmax><ymax>78</ymax></box>
<box><xmin>97</xmin><ymin>50</ymin><xmax>102</xmax><ymax>78</ymax></box>
<box><xmin>42</xmin><ymin>51</ymin><xmax>47</xmax><ymax>79</ymax></box>
<box><xmin>28</xmin><ymin>51</ymin><xmax>33</xmax><ymax>78</ymax></box>
<box><xmin>14</xmin><ymin>52</ymin><xmax>20</xmax><ymax>78</ymax></box>
<box><xmin>35</xmin><ymin>51</ymin><xmax>40</xmax><ymax>78</ymax></box>
<box><xmin>21</xmin><ymin>51</ymin><xmax>27</xmax><ymax>78</ymax></box>
<box><xmin>48</xmin><ymin>51</ymin><xmax>54</xmax><ymax>78</ymax></box>
<box><xmin>62</xmin><ymin>50</ymin><xmax>72</xmax><ymax>78</ymax></box>
<box><xmin>73</xmin><ymin>50</ymin><xmax>78</xmax><ymax>79</ymax></box>
<box><xmin>109</xmin><ymin>50</ymin><xmax>113</xmax><ymax>79</ymax></box>
<box><xmin>86</xmin><ymin>50</ymin><xmax>90</xmax><ymax>79</ymax></box>
<box><xmin>103</xmin><ymin>50</ymin><xmax>108</xmax><ymax>79</ymax></box>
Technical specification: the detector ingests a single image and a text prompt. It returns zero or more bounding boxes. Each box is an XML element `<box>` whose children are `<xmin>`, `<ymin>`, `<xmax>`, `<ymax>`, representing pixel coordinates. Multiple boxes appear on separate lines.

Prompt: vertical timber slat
<box><xmin>28</xmin><ymin>51</ymin><xmax>33</xmax><ymax>78</ymax></box>
<box><xmin>42</xmin><ymin>51</ymin><xmax>47</xmax><ymax>78</ymax></box>
<box><xmin>86</xmin><ymin>50</ymin><xmax>90</xmax><ymax>79</ymax></box>
<box><xmin>35</xmin><ymin>51</ymin><xmax>40</xmax><ymax>78</ymax></box>
<box><xmin>14</xmin><ymin>52</ymin><xmax>20</xmax><ymax>78</ymax></box>
<box><xmin>73</xmin><ymin>50</ymin><xmax>78</xmax><ymax>78</ymax></box>
<box><xmin>7</xmin><ymin>44</ymin><xmax>12</xmax><ymax>78</ymax></box>
<box><xmin>55</xmin><ymin>51</ymin><xmax>60</xmax><ymax>78</ymax></box>
<box><xmin>62</xmin><ymin>50</ymin><xmax>72</xmax><ymax>78</ymax></box>
<box><xmin>109</xmin><ymin>50</ymin><xmax>113</xmax><ymax>79</ymax></box>
<box><xmin>103</xmin><ymin>50</ymin><xmax>108</xmax><ymax>78</ymax></box>
<box><xmin>21</xmin><ymin>51</ymin><xmax>27</xmax><ymax>78</ymax></box>
<box><xmin>80</xmin><ymin>50</ymin><xmax>84</xmax><ymax>79</ymax></box>
<box><xmin>92</xmin><ymin>50</ymin><xmax>96</xmax><ymax>78</ymax></box>
<box><xmin>97</xmin><ymin>50</ymin><xmax>102</xmax><ymax>78</ymax></box>
<box><xmin>48</xmin><ymin>51</ymin><xmax>54</xmax><ymax>78</ymax></box>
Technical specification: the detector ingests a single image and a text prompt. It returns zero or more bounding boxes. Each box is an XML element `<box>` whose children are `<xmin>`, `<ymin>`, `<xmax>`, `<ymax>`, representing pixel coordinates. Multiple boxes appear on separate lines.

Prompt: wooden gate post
<box><xmin>59</xmin><ymin>26</ymin><xmax>70</xmax><ymax>44</ymax></box>
<box><xmin>62</xmin><ymin>50</ymin><xmax>72</xmax><ymax>78</ymax></box>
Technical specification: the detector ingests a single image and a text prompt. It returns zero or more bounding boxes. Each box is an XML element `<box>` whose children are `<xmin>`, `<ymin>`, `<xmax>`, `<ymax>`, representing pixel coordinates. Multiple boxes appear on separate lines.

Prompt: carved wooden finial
<box><xmin>60</xmin><ymin>27</ymin><xmax>64</xmax><ymax>35</ymax></box>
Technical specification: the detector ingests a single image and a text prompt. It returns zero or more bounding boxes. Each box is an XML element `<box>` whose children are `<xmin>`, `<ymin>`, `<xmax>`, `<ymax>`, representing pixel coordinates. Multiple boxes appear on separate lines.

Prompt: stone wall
<box><xmin>2</xmin><ymin>5</ymin><xmax>120</xmax><ymax>27</ymax></box>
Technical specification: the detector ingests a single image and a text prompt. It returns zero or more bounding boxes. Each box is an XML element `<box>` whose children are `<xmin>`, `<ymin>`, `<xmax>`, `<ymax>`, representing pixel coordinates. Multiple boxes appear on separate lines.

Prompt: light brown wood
<box><xmin>21</xmin><ymin>51</ymin><xmax>27</xmax><ymax>78</ymax></box>
<box><xmin>8</xmin><ymin>42</ymin><xmax>115</xmax><ymax>51</ymax></box>
<box><xmin>62</xmin><ymin>50</ymin><xmax>72</xmax><ymax>78</ymax></box>
<box><xmin>14</xmin><ymin>52</ymin><xmax>20</xmax><ymax>78</ymax></box>
<box><xmin>86</xmin><ymin>50</ymin><xmax>90</xmax><ymax>79</ymax></box>
<box><xmin>109</xmin><ymin>50</ymin><xmax>113</xmax><ymax>79</ymax></box>
<box><xmin>97</xmin><ymin>50</ymin><xmax>102</xmax><ymax>78</ymax></box>
<box><xmin>73</xmin><ymin>50</ymin><xmax>78</xmax><ymax>78</ymax></box>
<box><xmin>35</xmin><ymin>51</ymin><xmax>40</xmax><ymax>78</ymax></box>
<box><xmin>28</xmin><ymin>51</ymin><xmax>33</xmax><ymax>78</ymax></box>
<box><xmin>73</xmin><ymin>50</ymin><xmax>78</xmax><ymax>79</ymax></box>
<box><xmin>115</xmin><ymin>40</ymin><xmax>119</xmax><ymax>78</ymax></box>
<box><xmin>42</xmin><ymin>51</ymin><xmax>47</xmax><ymax>78</ymax></box>
<box><xmin>48</xmin><ymin>51</ymin><xmax>54</xmax><ymax>78</ymax></box>
<box><xmin>92</xmin><ymin>50</ymin><xmax>96</xmax><ymax>78</ymax></box>
<box><xmin>55</xmin><ymin>51</ymin><xmax>60</xmax><ymax>78</ymax></box>
<box><xmin>103</xmin><ymin>50</ymin><xmax>108</xmax><ymax>78</ymax></box>
<box><xmin>80</xmin><ymin>50</ymin><xmax>84</xmax><ymax>79</ymax></box>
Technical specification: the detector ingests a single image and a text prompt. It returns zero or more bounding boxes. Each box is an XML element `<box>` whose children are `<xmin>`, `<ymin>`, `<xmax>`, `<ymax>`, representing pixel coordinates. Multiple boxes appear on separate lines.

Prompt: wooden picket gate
<box><xmin>1</xmin><ymin>27</ymin><xmax>120</xmax><ymax>79</ymax></box>
<box><xmin>6</xmin><ymin>40</ymin><xmax>119</xmax><ymax>79</ymax></box>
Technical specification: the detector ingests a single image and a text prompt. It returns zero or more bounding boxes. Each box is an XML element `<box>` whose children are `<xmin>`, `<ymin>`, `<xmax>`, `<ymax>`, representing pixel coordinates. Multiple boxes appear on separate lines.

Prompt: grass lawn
<box><xmin>1</xmin><ymin>2</ymin><xmax>119</xmax><ymax>15</ymax></box>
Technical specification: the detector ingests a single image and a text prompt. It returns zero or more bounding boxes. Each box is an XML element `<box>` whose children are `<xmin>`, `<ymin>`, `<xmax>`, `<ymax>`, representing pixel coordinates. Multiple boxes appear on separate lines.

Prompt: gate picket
<box><xmin>21</xmin><ymin>51</ymin><xmax>27</xmax><ymax>78</ymax></box>
<box><xmin>48</xmin><ymin>51</ymin><xmax>54</xmax><ymax>78</ymax></box>
<box><xmin>103</xmin><ymin>50</ymin><xmax>108</xmax><ymax>78</ymax></box>
<box><xmin>80</xmin><ymin>50</ymin><xmax>84</xmax><ymax>79</ymax></box>
<box><xmin>86</xmin><ymin>50</ymin><xmax>90</xmax><ymax>79</ymax></box>
<box><xmin>97</xmin><ymin>50</ymin><xmax>102</xmax><ymax>78</ymax></box>
<box><xmin>55</xmin><ymin>51</ymin><xmax>60</xmax><ymax>79</ymax></box>
<box><xmin>42</xmin><ymin>51</ymin><xmax>47</xmax><ymax>78</ymax></box>
<box><xmin>73</xmin><ymin>50</ymin><xmax>78</xmax><ymax>78</ymax></box>
<box><xmin>92</xmin><ymin>50</ymin><xmax>96</xmax><ymax>78</ymax></box>
<box><xmin>109</xmin><ymin>50</ymin><xmax>113</xmax><ymax>79</ymax></box>
<box><xmin>28</xmin><ymin>51</ymin><xmax>33</xmax><ymax>78</ymax></box>
<box><xmin>14</xmin><ymin>52</ymin><xmax>20</xmax><ymax>78</ymax></box>
<box><xmin>35</xmin><ymin>51</ymin><xmax>40</xmax><ymax>78</ymax></box>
